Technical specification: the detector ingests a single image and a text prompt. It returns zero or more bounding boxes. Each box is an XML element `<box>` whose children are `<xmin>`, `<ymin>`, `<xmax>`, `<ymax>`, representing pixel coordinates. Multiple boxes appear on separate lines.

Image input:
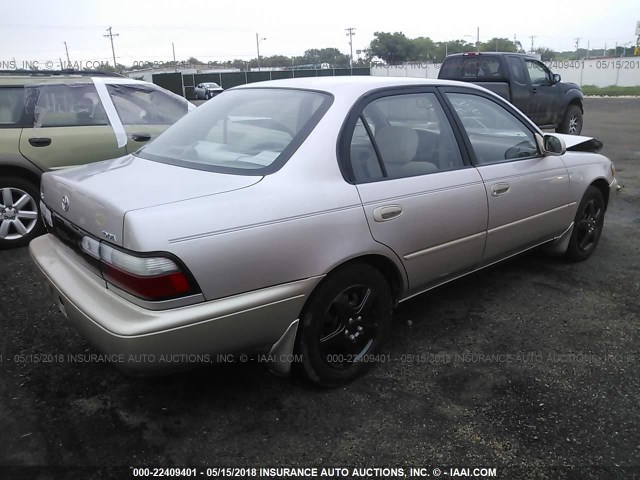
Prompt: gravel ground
<box><xmin>0</xmin><ymin>98</ymin><xmax>638</xmax><ymax>480</ymax></box>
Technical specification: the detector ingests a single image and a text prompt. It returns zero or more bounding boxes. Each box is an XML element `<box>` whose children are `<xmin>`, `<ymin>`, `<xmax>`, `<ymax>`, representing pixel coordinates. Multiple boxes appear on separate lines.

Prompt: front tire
<box><xmin>0</xmin><ymin>177</ymin><xmax>44</xmax><ymax>249</ymax></box>
<box><xmin>295</xmin><ymin>263</ymin><xmax>393</xmax><ymax>387</ymax></box>
<box><xmin>565</xmin><ymin>186</ymin><xmax>605</xmax><ymax>262</ymax></box>
<box><xmin>557</xmin><ymin>104</ymin><xmax>583</xmax><ymax>135</ymax></box>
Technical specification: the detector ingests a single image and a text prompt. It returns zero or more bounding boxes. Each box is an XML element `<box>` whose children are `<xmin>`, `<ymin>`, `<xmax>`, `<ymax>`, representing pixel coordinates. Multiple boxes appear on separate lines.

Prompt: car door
<box><xmin>103</xmin><ymin>82</ymin><xmax>191</xmax><ymax>154</ymax></box>
<box><xmin>443</xmin><ymin>89</ymin><xmax>572</xmax><ymax>264</ymax></box>
<box><xmin>504</xmin><ymin>56</ymin><xmax>532</xmax><ymax>117</ymax></box>
<box><xmin>524</xmin><ymin>59</ymin><xmax>560</xmax><ymax>126</ymax></box>
<box><xmin>19</xmin><ymin>83</ymin><xmax>127</xmax><ymax>171</ymax></box>
<box><xmin>345</xmin><ymin>89</ymin><xmax>488</xmax><ymax>296</ymax></box>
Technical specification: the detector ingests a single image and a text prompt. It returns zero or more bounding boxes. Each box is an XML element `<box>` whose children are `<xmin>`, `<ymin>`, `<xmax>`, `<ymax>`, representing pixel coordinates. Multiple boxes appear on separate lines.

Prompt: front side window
<box><xmin>106</xmin><ymin>84</ymin><xmax>189</xmax><ymax>125</ymax></box>
<box><xmin>138</xmin><ymin>88</ymin><xmax>331</xmax><ymax>174</ymax></box>
<box><xmin>526</xmin><ymin>60</ymin><xmax>550</xmax><ymax>85</ymax></box>
<box><xmin>446</xmin><ymin>92</ymin><xmax>539</xmax><ymax>165</ymax></box>
<box><xmin>0</xmin><ymin>88</ymin><xmax>26</xmax><ymax>126</ymax></box>
<box><xmin>349</xmin><ymin>92</ymin><xmax>464</xmax><ymax>183</ymax></box>
<box><xmin>32</xmin><ymin>83</ymin><xmax>108</xmax><ymax>127</ymax></box>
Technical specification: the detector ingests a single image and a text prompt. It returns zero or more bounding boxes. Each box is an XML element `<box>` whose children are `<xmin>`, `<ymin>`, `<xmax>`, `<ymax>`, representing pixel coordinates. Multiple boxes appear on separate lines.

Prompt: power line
<box><xmin>104</xmin><ymin>26</ymin><xmax>119</xmax><ymax>70</ymax></box>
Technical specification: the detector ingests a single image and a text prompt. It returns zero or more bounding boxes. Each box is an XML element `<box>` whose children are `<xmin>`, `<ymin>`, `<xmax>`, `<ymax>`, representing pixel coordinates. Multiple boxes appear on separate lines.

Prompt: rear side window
<box><xmin>0</xmin><ymin>88</ymin><xmax>25</xmax><ymax>126</ymax></box>
<box><xmin>32</xmin><ymin>83</ymin><xmax>108</xmax><ymax>128</ymax></box>
<box><xmin>440</xmin><ymin>56</ymin><xmax>505</xmax><ymax>81</ymax></box>
<box><xmin>106</xmin><ymin>84</ymin><xmax>189</xmax><ymax>125</ymax></box>
<box><xmin>349</xmin><ymin>92</ymin><xmax>464</xmax><ymax>183</ymax></box>
<box><xmin>507</xmin><ymin>57</ymin><xmax>527</xmax><ymax>84</ymax></box>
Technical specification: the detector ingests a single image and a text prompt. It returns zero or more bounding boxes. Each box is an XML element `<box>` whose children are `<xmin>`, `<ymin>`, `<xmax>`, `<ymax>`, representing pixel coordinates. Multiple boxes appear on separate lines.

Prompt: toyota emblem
<box><xmin>61</xmin><ymin>196</ymin><xmax>70</xmax><ymax>212</ymax></box>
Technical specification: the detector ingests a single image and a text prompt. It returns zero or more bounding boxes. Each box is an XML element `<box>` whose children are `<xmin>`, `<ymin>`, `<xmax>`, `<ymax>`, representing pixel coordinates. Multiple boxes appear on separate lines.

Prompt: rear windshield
<box><xmin>137</xmin><ymin>88</ymin><xmax>332</xmax><ymax>175</ymax></box>
<box><xmin>440</xmin><ymin>56</ymin><xmax>506</xmax><ymax>81</ymax></box>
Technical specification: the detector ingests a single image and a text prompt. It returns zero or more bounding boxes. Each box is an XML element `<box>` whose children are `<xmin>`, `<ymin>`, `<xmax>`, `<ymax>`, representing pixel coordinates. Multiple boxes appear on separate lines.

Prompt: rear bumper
<box><xmin>29</xmin><ymin>234</ymin><xmax>320</xmax><ymax>374</ymax></box>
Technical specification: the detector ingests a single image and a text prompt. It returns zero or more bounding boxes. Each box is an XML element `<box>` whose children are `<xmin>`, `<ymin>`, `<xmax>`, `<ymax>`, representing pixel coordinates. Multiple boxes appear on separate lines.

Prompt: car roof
<box><xmin>232</xmin><ymin>75</ymin><xmax>486</xmax><ymax>96</ymax></box>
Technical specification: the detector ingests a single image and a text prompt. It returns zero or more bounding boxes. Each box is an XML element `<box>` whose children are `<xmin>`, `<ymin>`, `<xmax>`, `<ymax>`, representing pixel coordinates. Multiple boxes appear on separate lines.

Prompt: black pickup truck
<box><xmin>438</xmin><ymin>52</ymin><xmax>584</xmax><ymax>134</ymax></box>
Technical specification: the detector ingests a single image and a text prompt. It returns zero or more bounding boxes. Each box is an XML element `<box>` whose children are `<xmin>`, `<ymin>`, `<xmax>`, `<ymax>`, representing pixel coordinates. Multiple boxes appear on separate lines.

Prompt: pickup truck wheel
<box><xmin>295</xmin><ymin>263</ymin><xmax>393</xmax><ymax>387</ymax></box>
<box><xmin>557</xmin><ymin>105</ymin><xmax>583</xmax><ymax>135</ymax></box>
<box><xmin>0</xmin><ymin>177</ymin><xmax>45</xmax><ymax>250</ymax></box>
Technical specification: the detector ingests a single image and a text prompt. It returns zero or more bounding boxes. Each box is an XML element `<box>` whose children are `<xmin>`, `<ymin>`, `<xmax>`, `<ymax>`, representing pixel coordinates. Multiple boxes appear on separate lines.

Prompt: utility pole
<box><xmin>346</xmin><ymin>27</ymin><xmax>356</xmax><ymax>68</ymax></box>
<box><xmin>574</xmin><ymin>37</ymin><xmax>581</xmax><ymax>52</ymax></box>
<box><xmin>256</xmin><ymin>33</ymin><xmax>266</xmax><ymax>71</ymax></box>
<box><xmin>476</xmin><ymin>26</ymin><xmax>480</xmax><ymax>52</ymax></box>
<box><xmin>64</xmin><ymin>41</ymin><xmax>71</xmax><ymax>67</ymax></box>
<box><xmin>529</xmin><ymin>35</ymin><xmax>536</xmax><ymax>53</ymax></box>
<box><xmin>104</xmin><ymin>27</ymin><xmax>119</xmax><ymax>71</ymax></box>
<box><xmin>172</xmin><ymin>42</ymin><xmax>177</xmax><ymax>71</ymax></box>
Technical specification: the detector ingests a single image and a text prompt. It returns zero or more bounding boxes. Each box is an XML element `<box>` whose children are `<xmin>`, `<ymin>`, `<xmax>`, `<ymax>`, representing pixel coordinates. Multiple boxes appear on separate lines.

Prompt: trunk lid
<box><xmin>41</xmin><ymin>155</ymin><xmax>261</xmax><ymax>246</ymax></box>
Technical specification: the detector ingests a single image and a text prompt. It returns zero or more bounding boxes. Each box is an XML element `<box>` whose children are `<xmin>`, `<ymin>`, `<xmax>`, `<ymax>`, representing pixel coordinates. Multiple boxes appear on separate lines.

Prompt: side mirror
<box><xmin>537</xmin><ymin>133</ymin><xmax>566</xmax><ymax>156</ymax></box>
<box><xmin>552</xmin><ymin>73</ymin><xmax>561</xmax><ymax>83</ymax></box>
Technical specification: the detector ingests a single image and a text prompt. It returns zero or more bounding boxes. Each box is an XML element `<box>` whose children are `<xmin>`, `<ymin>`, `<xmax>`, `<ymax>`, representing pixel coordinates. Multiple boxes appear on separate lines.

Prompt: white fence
<box><xmin>371</xmin><ymin>58</ymin><xmax>640</xmax><ymax>87</ymax></box>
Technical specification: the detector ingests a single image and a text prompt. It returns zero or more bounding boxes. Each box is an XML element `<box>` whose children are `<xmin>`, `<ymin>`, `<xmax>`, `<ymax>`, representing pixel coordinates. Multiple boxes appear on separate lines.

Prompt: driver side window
<box><xmin>446</xmin><ymin>93</ymin><xmax>539</xmax><ymax>165</ymax></box>
<box><xmin>526</xmin><ymin>60</ymin><xmax>550</xmax><ymax>86</ymax></box>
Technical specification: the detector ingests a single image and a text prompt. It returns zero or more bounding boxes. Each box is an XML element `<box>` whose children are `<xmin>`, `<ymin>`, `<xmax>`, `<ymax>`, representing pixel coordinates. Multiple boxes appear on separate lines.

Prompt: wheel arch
<box><xmin>304</xmin><ymin>253</ymin><xmax>407</xmax><ymax>312</ymax></box>
<box><xmin>590</xmin><ymin>178</ymin><xmax>610</xmax><ymax>211</ymax></box>
<box><xmin>0</xmin><ymin>164</ymin><xmax>43</xmax><ymax>189</ymax></box>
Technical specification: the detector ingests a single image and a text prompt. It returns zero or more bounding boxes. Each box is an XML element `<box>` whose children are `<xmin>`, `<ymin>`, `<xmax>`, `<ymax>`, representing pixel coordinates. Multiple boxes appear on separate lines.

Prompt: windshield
<box><xmin>137</xmin><ymin>88</ymin><xmax>332</xmax><ymax>175</ymax></box>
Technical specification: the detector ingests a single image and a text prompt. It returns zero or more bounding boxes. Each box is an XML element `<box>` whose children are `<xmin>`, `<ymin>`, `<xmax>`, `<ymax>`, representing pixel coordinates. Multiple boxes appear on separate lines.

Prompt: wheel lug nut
<box><xmin>349</xmin><ymin>334</ymin><xmax>355</xmax><ymax>341</ymax></box>
<box><xmin>344</xmin><ymin>329</ymin><xmax>349</xmax><ymax>336</ymax></box>
<box><xmin>357</xmin><ymin>316</ymin><xmax>362</xmax><ymax>321</ymax></box>
<box><xmin>348</xmin><ymin>317</ymin><xmax>354</xmax><ymax>324</ymax></box>
<box><xmin>357</xmin><ymin>326</ymin><xmax>363</xmax><ymax>332</ymax></box>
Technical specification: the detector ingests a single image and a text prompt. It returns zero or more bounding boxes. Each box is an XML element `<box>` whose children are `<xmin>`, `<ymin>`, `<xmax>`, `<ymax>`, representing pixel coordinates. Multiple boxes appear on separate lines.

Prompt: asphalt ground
<box><xmin>0</xmin><ymin>98</ymin><xmax>639</xmax><ymax>480</ymax></box>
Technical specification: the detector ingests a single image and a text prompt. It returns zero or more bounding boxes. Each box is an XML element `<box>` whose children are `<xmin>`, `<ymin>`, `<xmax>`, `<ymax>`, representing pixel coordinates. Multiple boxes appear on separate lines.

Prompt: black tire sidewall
<box><xmin>295</xmin><ymin>264</ymin><xmax>393</xmax><ymax>387</ymax></box>
<box><xmin>0</xmin><ymin>177</ymin><xmax>44</xmax><ymax>249</ymax></box>
<box><xmin>560</xmin><ymin>105</ymin><xmax>583</xmax><ymax>135</ymax></box>
<box><xmin>566</xmin><ymin>186</ymin><xmax>604</xmax><ymax>261</ymax></box>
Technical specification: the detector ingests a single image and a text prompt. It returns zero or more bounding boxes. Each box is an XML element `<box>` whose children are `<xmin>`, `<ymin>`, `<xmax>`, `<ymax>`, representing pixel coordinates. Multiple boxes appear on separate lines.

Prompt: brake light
<box><xmin>81</xmin><ymin>237</ymin><xmax>199</xmax><ymax>301</ymax></box>
<box><xmin>463</xmin><ymin>52</ymin><xmax>480</xmax><ymax>56</ymax></box>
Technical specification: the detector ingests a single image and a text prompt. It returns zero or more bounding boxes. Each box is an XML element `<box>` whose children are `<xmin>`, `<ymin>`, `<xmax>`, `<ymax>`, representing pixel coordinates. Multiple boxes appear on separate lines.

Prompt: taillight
<box><xmin>81</xmin><ymin>237</ymin><xmax>199</xmax><ymax>301</ymax></box>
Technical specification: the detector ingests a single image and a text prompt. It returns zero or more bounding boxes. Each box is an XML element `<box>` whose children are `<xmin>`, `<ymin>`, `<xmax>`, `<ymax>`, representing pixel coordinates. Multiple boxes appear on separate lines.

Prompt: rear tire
<box><xmin>295</xmin><ymin>263</ymin><xmax>393</xmax><ymax>387</ymax></box>
<box><xmin>557</xmin><ymin>104</ymin><xmax>583</xmax><ymax>135</ymax></box>
<box><xmin>565</xmin><ymin>186</ymin><xmax>605</xmax><ymax>262</ymax></box>
<box><xmin>0</xmin><ymin>177</ymin><xmax>44</xmax><ymax>250</ymax></box>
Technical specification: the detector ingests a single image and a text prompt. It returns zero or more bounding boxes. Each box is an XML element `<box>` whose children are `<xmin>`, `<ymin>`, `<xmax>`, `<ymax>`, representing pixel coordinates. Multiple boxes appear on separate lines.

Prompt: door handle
<box><xmin>131</xmin><ymin>133</ymin><xmax>152</xmax><ymax>142</ymax></box>
<box><xmin>373</xmin><ymin>205</ymin><xmax>403</xmax><ymax>222</ymax></box>
<box><xmin>491</xmin><ymin>183</ymin><xmax>510</xmax><ymax>196</ymax></box>
<box><xmin>28</xmin><ymin>137</ymin><xmax>52</xmax><ymax>147</ymax></box>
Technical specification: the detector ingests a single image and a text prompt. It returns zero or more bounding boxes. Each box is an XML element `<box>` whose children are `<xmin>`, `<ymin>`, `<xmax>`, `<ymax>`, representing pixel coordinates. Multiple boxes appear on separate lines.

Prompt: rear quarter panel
<box><xmin>122</xmin><ymin>106</ymin><xmax>408</xmax><ymax>302</ymax></box>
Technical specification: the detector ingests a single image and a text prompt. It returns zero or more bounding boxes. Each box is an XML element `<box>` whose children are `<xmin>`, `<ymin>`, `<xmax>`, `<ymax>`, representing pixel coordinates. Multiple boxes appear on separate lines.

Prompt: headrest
<box><xmin>375</xmin><ymin>126</ymin><xmax>418</xmax><ymax>165</ymax></box>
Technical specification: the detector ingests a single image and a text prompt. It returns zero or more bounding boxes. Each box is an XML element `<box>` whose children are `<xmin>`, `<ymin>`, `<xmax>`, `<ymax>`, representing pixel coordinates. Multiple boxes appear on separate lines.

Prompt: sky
<box><xmin>0</xmin><ymin>0</ymin><xmax>638</xmax><ymax>68</ymax></box>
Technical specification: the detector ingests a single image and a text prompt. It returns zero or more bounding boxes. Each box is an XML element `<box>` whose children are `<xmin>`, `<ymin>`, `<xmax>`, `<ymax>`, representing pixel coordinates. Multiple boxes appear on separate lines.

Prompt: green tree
<box><xmin>411</xmin><ymin>36</ymin><xmax>436</xmax><ymax>61</ymax></box>
<box><xmin>186</xmin><ymin>56</ymin><xmax>203</xmax><ymax>65</ymax></box>
<box><xmin>368</xmin><ymin>31</ymin><xmax>416</xmax><ymax>64</ymax></box>
<box><xmin>535</xmin><ymin>47</ymin><xmax>557</xmax><ymax>62</ymax></box>
<box><xmin>302</xmin><ymin>48</ymin><xmax>349</xmax><ymax>66</ymax></box>
<box><xmin>479</xmin><ymin>37</ymin><xmax>519</xmax><ymax>53</ymax></box>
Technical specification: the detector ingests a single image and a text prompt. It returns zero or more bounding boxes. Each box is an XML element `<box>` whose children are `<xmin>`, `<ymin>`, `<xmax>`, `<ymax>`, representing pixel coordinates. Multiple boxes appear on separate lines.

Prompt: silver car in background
<box><xmin>30</xmin><ymin>77</ymin><xmax>617</xmax><ymax>386</ymax></box>
<box><xmin>194</xmin><ymin>82</ymin><xmax>223</xmax><ymax>100</ymax></box>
